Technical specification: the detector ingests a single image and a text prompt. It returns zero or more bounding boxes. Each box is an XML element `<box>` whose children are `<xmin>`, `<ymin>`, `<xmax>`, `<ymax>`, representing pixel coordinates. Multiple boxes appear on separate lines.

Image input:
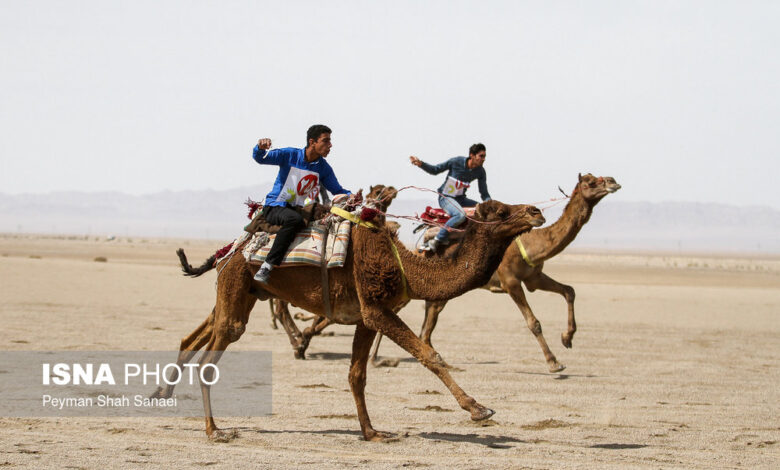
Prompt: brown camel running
<box><xmin>156</xmin><ymin>199</ymin><xmax>545</xmax><ymax>441</ymax></box>
<box><xmin>379</xmin><ymin>173</ymin><xmax>620</xmax><ymax>373</ymax></box>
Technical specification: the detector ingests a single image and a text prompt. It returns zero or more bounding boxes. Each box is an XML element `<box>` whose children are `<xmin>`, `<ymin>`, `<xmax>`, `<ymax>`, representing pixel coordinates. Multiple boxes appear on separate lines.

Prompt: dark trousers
<box><xmin>262</xmin><ymin>205</ymin><xmax>305</xmax><ymax>266</ymax></box>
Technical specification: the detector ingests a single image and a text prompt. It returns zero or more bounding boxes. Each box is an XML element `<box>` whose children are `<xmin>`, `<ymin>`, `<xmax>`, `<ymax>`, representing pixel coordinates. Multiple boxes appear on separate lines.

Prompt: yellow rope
<box><xmin>389</xmin><ymin>236</ymin><xmax>409</xmax><ymax>301</ymax></box>
<box><xmin>330</xmin><ymin>206</ymin><xmax>407</xmax><ymax>300</ymax></box>
<box><xmin>515</xmin><ymin>236</ymin><xmax>536</xmax><ymax>268</ymax></box>
<box><xmin>329</xmin><ymin>206</ymin><xmax>378</xmax><ymax>229</ymax></box>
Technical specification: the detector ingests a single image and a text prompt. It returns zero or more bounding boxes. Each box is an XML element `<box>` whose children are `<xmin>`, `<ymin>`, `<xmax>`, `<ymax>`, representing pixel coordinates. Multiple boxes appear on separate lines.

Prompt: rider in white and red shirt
<box><xmin>252</xmin><ymin>124</ymin><xmax>351</xmax><ymax>282</ymax></box>
<box><xmin>410</xmin><ymin>143</ymin><xmax>491</xmax><ymax>251</ymax></box>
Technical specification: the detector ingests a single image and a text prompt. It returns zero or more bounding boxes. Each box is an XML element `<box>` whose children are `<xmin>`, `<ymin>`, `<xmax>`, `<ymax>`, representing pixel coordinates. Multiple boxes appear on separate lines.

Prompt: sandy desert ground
<box><xmin>0</xmin><ymin>233</ymin><xmax>778</xmax><ymax>469</ymax></box>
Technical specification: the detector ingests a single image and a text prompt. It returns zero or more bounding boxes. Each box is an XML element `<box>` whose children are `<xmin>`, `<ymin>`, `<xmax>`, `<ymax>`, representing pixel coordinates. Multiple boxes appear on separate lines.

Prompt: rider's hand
<box><xmin>409</xmin><ymin>156</ymin><xmax>422</xmax><ymax>167</ymax></box>
<box><xmin>257</xmin><ymin>138</ymin><xmax>272</xmax><ymax>150</ymax></box>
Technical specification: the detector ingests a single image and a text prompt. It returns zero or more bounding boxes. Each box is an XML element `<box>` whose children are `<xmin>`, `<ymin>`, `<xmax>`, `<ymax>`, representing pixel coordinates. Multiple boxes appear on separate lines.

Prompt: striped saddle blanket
<box><xmin>242</xmin><ymin>219</ymin><xmax>352</xmax><ymax>268</ymax></box>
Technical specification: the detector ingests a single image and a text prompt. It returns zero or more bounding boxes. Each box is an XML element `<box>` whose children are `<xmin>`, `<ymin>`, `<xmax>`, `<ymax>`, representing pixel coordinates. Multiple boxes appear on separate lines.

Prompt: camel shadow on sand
<box><xmin>417</xmin><ymin>431</ymin><xmax>527</xmax><ymax>449</ymax></box>
<box><xmin>514</xmin><ymin>370</ymin><xmax>601</xmax><ymax>381</ymax></box>
<box><xmin>307</xmin><ymin>352</ymin><xmax>416</xmax><ymax>365</ymax></box>
<box><xmin>228</xmin><ymin>427</ymin><xmax>527</xmax><ymax>448</ymax></box>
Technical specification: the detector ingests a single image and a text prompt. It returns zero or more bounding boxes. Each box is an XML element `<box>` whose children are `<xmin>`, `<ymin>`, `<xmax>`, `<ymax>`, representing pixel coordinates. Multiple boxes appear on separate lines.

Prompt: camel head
<box><xmin>471</xmin><ymin>200</ymin><xmax>545</xmax><ymax>240</ymax></box>
<box><xmin>576</xmin><ymin>173</ymin><xmax>621</xmax><ymax>203</ymax></box>
<box><xmin>366</xmin><ymin>184</ymin><xmax>399</xmax><ymax>212</ymax></box>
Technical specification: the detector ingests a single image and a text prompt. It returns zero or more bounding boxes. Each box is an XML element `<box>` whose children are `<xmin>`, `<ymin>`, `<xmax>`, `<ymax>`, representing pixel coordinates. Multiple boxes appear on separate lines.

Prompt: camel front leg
<box><xmin>349</xmin><ymin>322</ymin><xmax>390</xmax><ymax>441</ymax></box>
<box><xmin>363</xmin><ymin>307</ymin><xmax>494</xmax><ymax>422</ymax></box>
<box><xmin>526</xmin><ymin>272</ymin><xmax>577</xmax><ymax>349</ymax></box>
<box><xmin>503</xmin><ymin>277</ymin><xmax>565</xmax><ymax>373</ymax></box>
<box><xmin>368</xmin><ymin>300</ymin><xmax>411</xmax><ymax>368</ymax></box>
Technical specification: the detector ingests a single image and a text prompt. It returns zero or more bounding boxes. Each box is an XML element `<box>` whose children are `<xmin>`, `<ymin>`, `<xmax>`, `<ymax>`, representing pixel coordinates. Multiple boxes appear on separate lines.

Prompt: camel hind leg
<box><xmin>151</xmin><ymin>307</ymin><xmax>215</xmax><ymax>399</ymax></box>
<box><xmin>199</xmin><ymin>301</ymin><xmax>254</xmax><ymax>441</ymax></box>
<box><xmin>362</xmin><ymin>306</ymin><xmax>494</xmax><ymax>423</ymax></box>
<box><xmin>198</xmin><ymin>256</ymin><xmax>256</xmax><ymax>440</ymax></box>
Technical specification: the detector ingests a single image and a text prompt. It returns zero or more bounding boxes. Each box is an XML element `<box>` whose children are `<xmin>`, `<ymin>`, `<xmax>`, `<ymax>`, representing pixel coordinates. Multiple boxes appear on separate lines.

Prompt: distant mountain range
<box><xmin>1</xmin><ymin>187</ymin><xmax>778</xmax><ymax>254</ymax></box>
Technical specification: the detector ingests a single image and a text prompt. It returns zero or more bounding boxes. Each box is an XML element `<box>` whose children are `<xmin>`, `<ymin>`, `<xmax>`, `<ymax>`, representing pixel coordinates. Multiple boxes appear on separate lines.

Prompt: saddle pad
<box><xmin>419</xmin><ymin>205</ymin><xmax>477</xmax><ymax>224</ymax></box>
<box><xmin>243</xmin><ymin>219</ymin><xmax>352</xmax><ymax>268</ymax></box>
<box><xmin>420</xmin><ymin>206</ymin><xmax>449</xmax><ymax>224</ymax></box>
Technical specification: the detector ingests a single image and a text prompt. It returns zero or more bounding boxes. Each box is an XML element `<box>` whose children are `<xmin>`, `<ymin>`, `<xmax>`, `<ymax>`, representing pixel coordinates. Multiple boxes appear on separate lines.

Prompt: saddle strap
<box><xmin>320</xmin><ymin>223</ymin><xmax>333</xmax><ymax>318</ymax></box>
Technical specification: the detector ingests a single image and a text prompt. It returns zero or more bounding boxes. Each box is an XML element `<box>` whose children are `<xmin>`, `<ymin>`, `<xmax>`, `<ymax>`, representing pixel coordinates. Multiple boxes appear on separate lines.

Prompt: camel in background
<box><xmin>158</xmin><ymin>199</ymin><xmax>545</xmax><ymax>441</ymax></box>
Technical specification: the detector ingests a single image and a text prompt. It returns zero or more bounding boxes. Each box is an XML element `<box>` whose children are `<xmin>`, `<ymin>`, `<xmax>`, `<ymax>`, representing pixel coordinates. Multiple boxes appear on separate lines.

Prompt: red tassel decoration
<box><xmin>245</xmin><ymin>198</ymin><xmax>262</xmax><ymax>219</ymax></box>
<box><xmin>360</xmin><ymin>206</ymin><xmax>379</xmax><ymax>221</ymax></box>
<box><xmin>214</xmin><ymin>242</ymin><xmax>234</xmax><ymax>260</ymax></box>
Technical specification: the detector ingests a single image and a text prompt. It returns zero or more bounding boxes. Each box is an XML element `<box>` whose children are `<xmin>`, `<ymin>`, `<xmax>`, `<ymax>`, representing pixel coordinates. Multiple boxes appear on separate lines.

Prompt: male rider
<box><xmin>410</xmin><ymin>143</ymin><xmax>490</xmax><ymax>251</ymax></box>
<box><xmin>252</xmin><ymin>124</ymin><xmax>351</xmax><ymax>282</ymax></box>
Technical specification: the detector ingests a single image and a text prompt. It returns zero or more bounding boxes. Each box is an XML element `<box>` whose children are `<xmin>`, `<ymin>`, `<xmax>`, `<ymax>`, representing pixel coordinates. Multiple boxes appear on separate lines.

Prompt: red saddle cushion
<box><xmin>420</xmin><ymin>206</ymin><xmax>450</xmax><ymax>224</ymax></box>
<box><xmin>419</xmin><ymin>206</ymin><xmax>477</xmax><ymax>224</ymax></box>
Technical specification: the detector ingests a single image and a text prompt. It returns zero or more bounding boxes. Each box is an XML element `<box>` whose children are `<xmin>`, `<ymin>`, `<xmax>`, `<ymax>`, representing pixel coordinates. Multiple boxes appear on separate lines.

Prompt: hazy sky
<box><xmin>2</xmin><ymin>1</ymin><xmax>778</xmax><ymax>208</ymax></box>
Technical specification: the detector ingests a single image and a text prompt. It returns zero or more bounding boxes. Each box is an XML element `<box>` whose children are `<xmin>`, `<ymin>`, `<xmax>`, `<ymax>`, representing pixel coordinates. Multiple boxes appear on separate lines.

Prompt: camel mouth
<box><xmin>529</xmin><ymin>217</ymin><xmax>545</xmax><ymax>227</ymax></box>
<box><xmin>606</xmin><ymin>184</ymin><xmax>621</xmax><ymax>193</ymax></box>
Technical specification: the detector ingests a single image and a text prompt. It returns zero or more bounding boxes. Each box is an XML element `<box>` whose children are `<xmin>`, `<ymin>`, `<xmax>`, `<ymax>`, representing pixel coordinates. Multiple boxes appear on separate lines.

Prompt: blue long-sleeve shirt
<box><xmin>253</xmin><ymin>146</ymin><xmax>350</xmax><ymax>207</ymax></box>
<box><xmin>419</xmin><ymin>156</ymin><xmax>491</xmax><ymax>202</ymax></box>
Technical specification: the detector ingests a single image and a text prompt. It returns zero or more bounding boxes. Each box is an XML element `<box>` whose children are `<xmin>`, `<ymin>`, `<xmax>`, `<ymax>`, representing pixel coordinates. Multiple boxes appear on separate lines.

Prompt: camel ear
<box><xmin>578</xmin><ymin>172</ymin><xmax>582</xmax><ymax>182</ymax></box>
<box><xmin>475</xmin><ymin>202</ymin><xmax>488</xmax><ymax>220</ymax></box>
<box><xmin>475</xmin><ymin>201</ymin><xmax>500</xmax><ymax>221</ymax></box>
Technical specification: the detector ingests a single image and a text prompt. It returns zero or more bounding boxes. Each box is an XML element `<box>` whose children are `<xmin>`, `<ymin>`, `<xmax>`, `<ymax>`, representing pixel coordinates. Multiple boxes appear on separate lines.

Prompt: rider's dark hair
<box><xmin>306</xmin><ymin>124</ymin><xmax>332</xmax><ymax>146</ymax></box>
<box><xmin>469</xmin><ymin>143</ymin><xmax>486</xmax><ymax>156</ymax></box>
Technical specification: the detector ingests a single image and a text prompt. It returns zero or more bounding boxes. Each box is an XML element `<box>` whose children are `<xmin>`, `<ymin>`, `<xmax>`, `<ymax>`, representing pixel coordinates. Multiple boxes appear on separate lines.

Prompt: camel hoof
<box><xmin>270</xmin><ymin>321</ymin><xmax>279</xmax><ymax>330</ymax></box>
<box><xmin>549</xmin><ymin>362</ymin><xmax>566</xmax><ymax>373</ymax></box>
<box><xmin>470</xmin><ymin>405</ymin><xmax>495</xmax><ymax>421</ymax></box>
<box><xmin>293</xmin><ymin>348</ymin><xmax>306</xmax><ymax>360</ymax></box>
<box><xmin>208</xmin><ymin>428</ymin><xmax>238</xmax><ymax>443</ymax></box>
<box><xmin>365</xmin><ymin>431</ymin><xmax>398</xmax><ymax>442</ymax></box>
<box><xmin>561</xmin><ymin>333</ymin><xmax>573</xmax><ymax>349</ymax></box>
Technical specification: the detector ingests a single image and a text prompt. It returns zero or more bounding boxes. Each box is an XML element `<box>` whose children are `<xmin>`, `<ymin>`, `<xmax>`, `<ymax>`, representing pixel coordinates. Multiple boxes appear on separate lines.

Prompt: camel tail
<box><xmin>176</xmin><ymin>248</ymin><xmax>216</xmax><ymax>277</ymax></box>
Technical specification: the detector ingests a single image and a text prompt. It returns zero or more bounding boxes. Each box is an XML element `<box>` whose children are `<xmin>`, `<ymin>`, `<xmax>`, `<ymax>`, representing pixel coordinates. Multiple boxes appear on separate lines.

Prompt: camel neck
<box><xmin>393</xmin><ymin>229</ymin><xmax>511</xmax><ymax>301</ymax></box>
<box><xmin>522</xmin><ymin>189</ymin><xmax>595</xmax><ymax>262</ymax></box>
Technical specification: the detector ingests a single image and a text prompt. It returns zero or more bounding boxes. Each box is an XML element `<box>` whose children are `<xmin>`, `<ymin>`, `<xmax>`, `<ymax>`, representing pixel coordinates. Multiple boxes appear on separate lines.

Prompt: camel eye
<box><xmin>497</xmin><ymin>208</ymin><xmax>507</xmax><ymax>218</ymax></box>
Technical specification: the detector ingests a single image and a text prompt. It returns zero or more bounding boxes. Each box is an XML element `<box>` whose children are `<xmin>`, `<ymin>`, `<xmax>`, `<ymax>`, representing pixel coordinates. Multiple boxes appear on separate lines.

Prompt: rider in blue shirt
<box><xmin>410</xmin><ymin>143</ymin><xmax>490</xmax><ymax>251</ymax></box>
<box><xmin>252</xmin><ymin>124</ymin><xmax>351</xmax><ymax>283</ymax></box>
